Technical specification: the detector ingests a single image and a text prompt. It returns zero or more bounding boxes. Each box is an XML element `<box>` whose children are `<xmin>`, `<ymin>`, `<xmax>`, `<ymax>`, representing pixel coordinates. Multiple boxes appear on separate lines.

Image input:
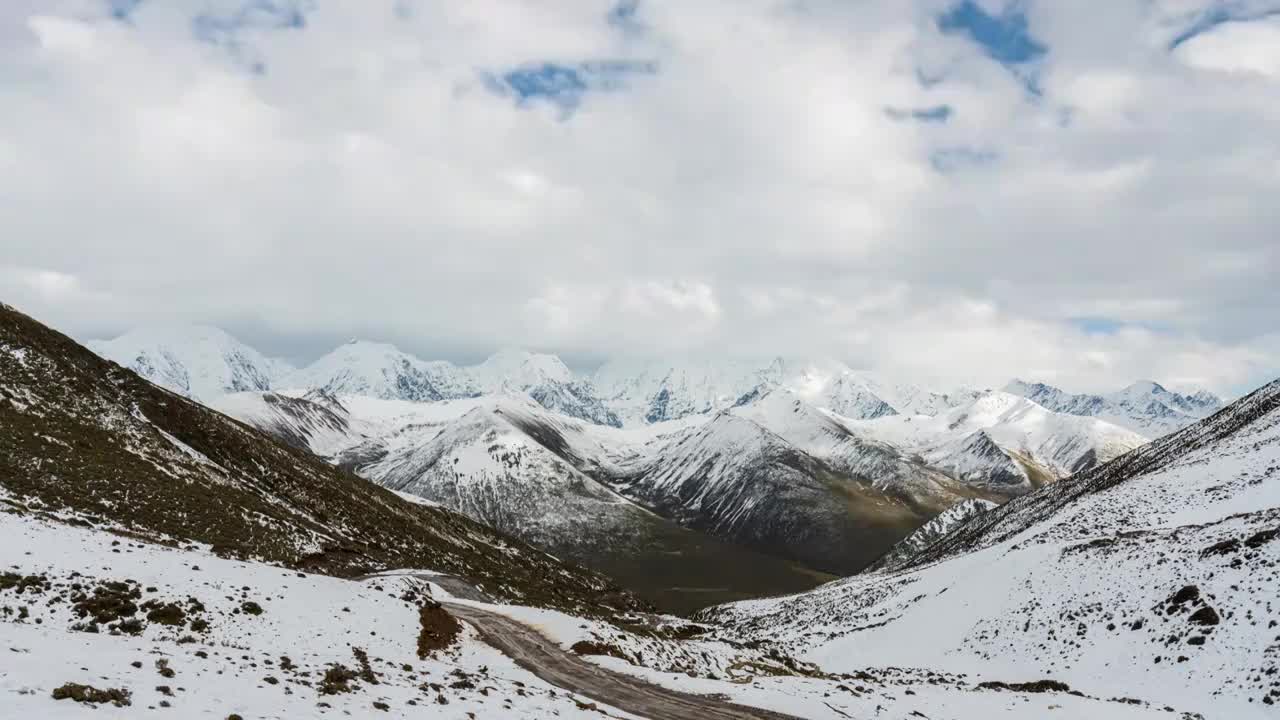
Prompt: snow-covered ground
<box><xmin>0</xmin><ymin>511</ymin><xmax>637</xmax><ymax>719</ymax></box>
<box><xmin>2</xmin><ymin>504</ymin><xmax>1190</xmax><ymax>720</ymax></box>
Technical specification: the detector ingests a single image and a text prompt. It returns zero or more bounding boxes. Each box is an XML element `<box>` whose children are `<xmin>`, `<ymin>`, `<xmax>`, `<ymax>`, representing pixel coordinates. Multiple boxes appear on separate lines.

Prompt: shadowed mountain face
<box><xmin>0</xmin><ymin>303</ymin><xmax>644</xmax><ymax>618</ymax></box>
<box><xmin>604</xmin><ymin>412</ymin><xmax>957</xmax><ymax>576</ymax></box>
<box><xmin>338</xmin><ymin>400</ymin><xmax>833</xmax><ymax>614</ymax></box>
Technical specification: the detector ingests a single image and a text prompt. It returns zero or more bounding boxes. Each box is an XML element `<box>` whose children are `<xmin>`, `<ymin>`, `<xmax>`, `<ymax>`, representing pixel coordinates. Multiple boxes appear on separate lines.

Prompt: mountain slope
<box><xmin>0</xmin><ymin>303</ymin><xmax>640</xmax><ymax>616</ymax></box>
<box><xmin>704</xmin><ymin>378</ymin><xmax>1280</xmax><ymax>717</ymax></box>
<box><xmin>865</xmin><ymin>497</ymin><xmax>998</xmax><ymax>572</ymax></box>
<box><xmin>1004</xmin><ymin>378</ymin><xmax>1224</xmax><ymax>437</ymax></box>
<box><xmin>353</xmin><ymin>399</ymin><xmax>644</xmax><ymax>549</ymax></box>
<box><xmin>608</xmin><ymin>408</ymin><xmax>947</xmax><ymax>576</ymax></box>
<box><xmin>88</xmin><ymin>325</ymin><xmax>292</xmax><ymax>402</ymax></box>
<box><xmin>209</xmin><ymin>389</ymin><xmax>367</xmax><ymax>457</ymax></box>
<box><xmin>729</xmin><ymin>390</ymin><xmax>981</xmax><ymax>506</ymax></box>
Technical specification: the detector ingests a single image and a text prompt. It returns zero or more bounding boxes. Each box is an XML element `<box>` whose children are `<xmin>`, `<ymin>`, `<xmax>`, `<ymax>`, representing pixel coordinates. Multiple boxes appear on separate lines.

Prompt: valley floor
<box><xmin>1</xmin><ymin>510</ymin><xmax>1194</xmax><ymax>719</ymax></box>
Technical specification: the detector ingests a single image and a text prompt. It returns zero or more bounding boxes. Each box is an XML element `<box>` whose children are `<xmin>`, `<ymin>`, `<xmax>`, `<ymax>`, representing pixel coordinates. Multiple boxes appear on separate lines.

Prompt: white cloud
<box><xmin>621</xmin><ymin>279</ymin><xmax>720</xmax><ymax>320</ymax></box>
<box><xmin>0</xmin><ymin>0</ymin><xmax>1276</xmax><ymax>394</ymax></box>
<box><xmin>1175</xmin><ymin>17</ymin><xmax>1280</xmax><ymax>76</ymax></box>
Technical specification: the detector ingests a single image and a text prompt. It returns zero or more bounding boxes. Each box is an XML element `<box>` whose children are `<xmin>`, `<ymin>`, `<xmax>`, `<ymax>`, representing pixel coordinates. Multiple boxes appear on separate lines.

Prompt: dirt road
<box><xmin>359</xmin><ymin>571</ymin><xmax>806</xmax><ymax>719</ymax></box>
<box><xmin>442</xmin><ymin>601</ymin><xmax>806</xmax><ymax>720</ymax></box>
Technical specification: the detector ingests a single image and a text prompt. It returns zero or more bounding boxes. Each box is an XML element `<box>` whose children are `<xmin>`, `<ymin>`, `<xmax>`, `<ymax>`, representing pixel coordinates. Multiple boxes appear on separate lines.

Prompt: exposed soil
<box><xmin>51</xmin><ymin>683</ymin><xmax>132</xmax><ymax>707</ymax></box>
<box><xmin>319</xmin><ymin>664</ymin><xmax>359</xmax><ymax>695</ymax></box>
<box><xmin>977</xmin><ymin>679</ymin><xmax>1073</xmax><ymax>693</ymax></box>
<box><xmin>416</xmin><ymin>602</ymin><xmax>461</xmax><ymax>658</ymax></box>
<box><xmin>570</xmin><ymin>640</ymin><xmax>629</xmax><ymax>661</ymax></box>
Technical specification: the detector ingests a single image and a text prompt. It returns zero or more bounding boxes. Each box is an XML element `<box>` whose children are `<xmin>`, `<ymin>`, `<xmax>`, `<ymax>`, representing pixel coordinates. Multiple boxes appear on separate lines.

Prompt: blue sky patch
<box><xmin>1070</xmin><ymin>316</ymin><xmax>1174</xmax><ymax>336</ymax></box>
<box><xmin>886</xmin><ymin>105</ymin><xmax>953</xmax><ymax>123</ymax></box>
<box><xmin>938</xmin><ymin>1</ymin><xmax>1047</xmax><ymax>65</ymax></box>
<box><xmin>1071</xmin><ymin>317</ymin><xmax>1124</xmax><ymax>335</ymax></box>
<box><xmin>489</xmin><ymin>60</ymin><xmax>657</xmax><ymax>110</ymax></box>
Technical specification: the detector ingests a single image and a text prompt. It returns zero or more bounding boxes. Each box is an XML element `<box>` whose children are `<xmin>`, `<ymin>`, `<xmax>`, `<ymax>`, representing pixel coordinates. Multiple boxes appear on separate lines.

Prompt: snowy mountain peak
<box><xmin>283</xmin><ymin>341</ymin><xmax>478</xmax><ymax>402</ymax></box>
<box><xmin>1119</xmin><ymin>379</ymin><xmax>1165</xmax><ymax>395</ymax></box>
<box><xmin>781</xmin><ymin>363</ymin><xmax>900</xmax><ymax>420</ymax></box>
<box><xmin>475</xmin><ymin>347</ymin><xmax>574</xmax><ymax>391</ymax></box>
<box><xmin>88</xmin><ymin>324</ymin><xmax>293</xmax><ymax>402</ymax></box>
<box><xmin>1002</xmin><ymin>378</ymin><xmax>1051</xmax><ymax>396</ymax></box>
<box><xmin>95</xmin><ymin>323</ymin><xmax>238</xmax><ymax>346</ymax></box>
<box><xmin>946</xmin><ymin>390</ymin><xmax>1032</xmax><ymax>423</ymax></box>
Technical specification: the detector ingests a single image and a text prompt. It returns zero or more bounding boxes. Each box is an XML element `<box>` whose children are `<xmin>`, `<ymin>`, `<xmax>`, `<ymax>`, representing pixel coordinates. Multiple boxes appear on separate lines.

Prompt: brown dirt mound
<box><xmin>319</xmin><ymin>664</ymin><xmax>359</xmax><ymax>695</ymax></box>
<box><xmin>570</xmin><ymin>640</ymin><xmax>629</xmax><ymax>661</ymax></box>
<box><xmin>51</xmin><ymin>683</ymin><xmax>132</xmax><ymax>706</ymax></box>
<box><xmin>417</xmin><ymin>603</ymin><xmax>461</xmax><ymax>658</ymax></box>
<box><xmin>978</xmin><ymin>679</ymin><xmax>1072</xmax><ymax>693</ymax></box>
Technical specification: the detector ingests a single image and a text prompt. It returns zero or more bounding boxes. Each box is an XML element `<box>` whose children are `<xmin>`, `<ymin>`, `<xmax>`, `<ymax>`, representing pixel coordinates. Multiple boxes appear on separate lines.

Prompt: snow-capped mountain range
<box><xmin>89</xmin><ymin>324</ymin><xmax>1222</xmax><ymax>438</ymax></box>
<box><xmin>845</xmin><ymin>391</ymin><xmax>1150</xmax><ymax>489</ymax></box>
<box><xmin>84</xmin><ymin>323</ymin><xmax>1223</xmax><ymax>606</ymax></box>
<box><xmin>1003</xmin><ymin>378</ymin><xmax>1224</xmax><ymax>437</ymax></box>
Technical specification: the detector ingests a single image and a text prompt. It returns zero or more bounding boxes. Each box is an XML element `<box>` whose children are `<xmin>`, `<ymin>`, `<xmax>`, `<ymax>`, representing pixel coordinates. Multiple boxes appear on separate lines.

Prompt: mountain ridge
<box><xmin>90</xmin><ymin>323</ymin><xmax>1221</xmax><ymax>438</ymax></box>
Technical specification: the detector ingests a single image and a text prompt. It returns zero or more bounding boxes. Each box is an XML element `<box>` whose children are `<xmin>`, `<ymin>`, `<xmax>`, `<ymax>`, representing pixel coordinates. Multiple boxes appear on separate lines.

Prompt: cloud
<box><xmin>1175</xmin><ymin>15</ymin><xmax>1280</xmax><ymax>76</ymax></box>
<box><xmin>0</xmin><ymin>0</ymin><xmax>1276</xmax><ymax>395</ymax></box>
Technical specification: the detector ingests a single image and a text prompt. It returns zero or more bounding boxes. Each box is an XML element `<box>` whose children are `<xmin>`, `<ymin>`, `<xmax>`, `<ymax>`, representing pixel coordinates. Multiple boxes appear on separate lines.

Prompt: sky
<box><xmin>1</xmin><ymin>0</ymin><xmax>1278</xmax><ymax>395</ymax></box>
